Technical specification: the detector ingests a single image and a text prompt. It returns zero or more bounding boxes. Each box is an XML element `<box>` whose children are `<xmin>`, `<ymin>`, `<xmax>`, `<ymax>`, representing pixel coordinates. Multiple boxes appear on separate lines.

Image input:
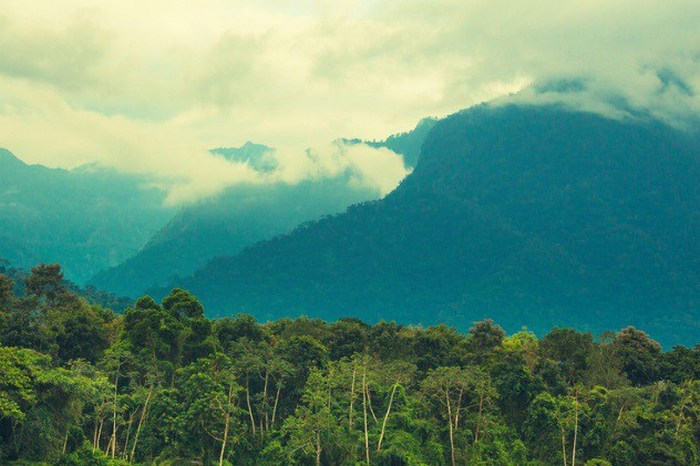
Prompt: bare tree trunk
<box><xmin>110</xmin><ymin>371</ymin><xmax>119</xmax><ymax>459</ymax></box>
<box><xmin>62</xmin><ymin>429</ymin><xmax>69</xmax><ymax>455</ymax></box>
<box><xmin>104</xmin><ymin>434</ymin><xmax>113</xmax><ymax>456</ymax></box>
<box><xmin>271</xmin><ymin>385</ymin><xmax>281</xmax><ymax>427</ymax></box>
<box><xmin>246</xmin><ymin>377</ymin><xmax>257</xmax><ymax>435</ymax></box>
<box><xmin>367</xmin><ymin>385</ymin><xmax>378</xmax><ymax>423</ymax></box>
<box><xmin>219</xmin><ymin>382</ymin><xmax>235</xmax><ymax>466</ymax></box>
<box><xmin>130</xmin><ymin>385</ymin><xmax>153</xmax><ymax>463</ymax></box>
<box><xmin>315</xmin><ymin>431</ymin><xmax>322</xmax><ymax>466</ymax></box>
<box><xmin>446</xmin><ymin>389</ymin><xmax>456</xmax><ymax>466</ymax></box>
<box><xmin>92</xmin><ymin>418</ymin><xmax>100</xmax><ymax>453</ymax></box>
<box><xmin>454</xmin><ymin>388</ymin><xmax>463</xmax><ymax>431</ymax></box>
<box><xmin>561</xmin><ymin>424</ymin><xmax>568</xmax><ymax>466</ymax></box>
<box><xmin>571</xmin><ymin>391</ymin><xmax>579</xmax><ymax>466</ymax></box>
<box><xmin>349</xmin><ymin>363</ymin><xmax>357</xmax><ymax>428</ymax></box>
<box><xmin>122</xmin><ymin>410</ymin><xmax>136</xmax><ymax>460</ymax></box>
<box><xmin>362</xmin><ymin>369</ymin><xmax>370</xmax><ymax>465</ymax></box>
<box><xmin>96</xmin><ymin>418</ymin><xmax>105</xmax><ymax>453</ymax></box>
<box><xmin>262</xmin><ymin>367</ymin><xmax>269</xmax><ymax>432</ymax></box>
<box><xmin>377</xmin><ymin>383</ymin><xmax>398</xmax><ymax>451</ymax></box>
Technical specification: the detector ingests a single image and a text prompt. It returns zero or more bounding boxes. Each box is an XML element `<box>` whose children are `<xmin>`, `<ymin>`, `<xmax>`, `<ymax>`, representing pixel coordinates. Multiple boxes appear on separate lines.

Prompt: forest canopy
<box><xmin>0</xmin><ymin>263</ymin><xmax>699</xmax><ymax>465</ymax></box>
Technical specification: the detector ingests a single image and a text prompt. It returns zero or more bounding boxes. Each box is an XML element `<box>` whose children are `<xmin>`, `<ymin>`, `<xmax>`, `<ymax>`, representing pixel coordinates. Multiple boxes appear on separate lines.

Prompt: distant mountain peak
<box><xmin>0</xmin><ymin>148</ymin><xmax>27</xmax><ymax>169</ymax></box>
<box><xmin>210</xmin><ymin>142</ymin><xmax>277</xmax><ymax>173</ymax></box>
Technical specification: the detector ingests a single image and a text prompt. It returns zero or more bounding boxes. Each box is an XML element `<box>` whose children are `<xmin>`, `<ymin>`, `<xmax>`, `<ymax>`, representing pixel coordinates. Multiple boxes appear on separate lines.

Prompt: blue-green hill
<box><xmin>174</xmin><ymin>104</ymin><xmax>700</xmax><ymax>347</ymax></box>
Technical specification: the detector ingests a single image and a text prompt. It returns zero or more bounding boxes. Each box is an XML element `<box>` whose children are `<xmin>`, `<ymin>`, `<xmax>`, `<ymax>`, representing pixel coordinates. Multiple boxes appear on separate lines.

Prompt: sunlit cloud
<box><xmin>0</xmin><ymin>0</ymin><xmax>698</xmax><ymax>202</ymax></box>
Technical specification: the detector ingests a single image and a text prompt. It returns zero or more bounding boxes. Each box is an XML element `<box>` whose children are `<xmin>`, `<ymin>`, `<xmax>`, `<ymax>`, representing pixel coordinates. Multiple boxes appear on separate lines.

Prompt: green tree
<box><xmin>162</xmin><ymin>288</ymin><xmax>205</xmax><ymax>319</ymax></box>
<box><xmin>178</xmin><ymin>353</ymin><xmax>244</xmax><ymax>466</ymax></box>
<box><xmin>281</xmin><ymin>368</ymin><xmax>342</xmax><ymax>466</ymax></box>
<box><xmin>0</xmin><ymin>273</ymin><xmax>13</xmax><ymax>311</ymax></box>
<box><xmin>24</xmin><ymin>263</ymin><xmax>70</xmax><ymax>307</ymax></box>
<box><xmin>613</xmin><ymin>326</ymin><xmax>661</xmax><ymax>386</ymax></box>
<box><xmin>540</xmin><ymin>328</ymin><xmax>594</xmax><ymax>384</ymax></box>
<box><xmin>421</xmin><ymin>366</ymin><xmax>493</xmax><ymax>466</ymax></box>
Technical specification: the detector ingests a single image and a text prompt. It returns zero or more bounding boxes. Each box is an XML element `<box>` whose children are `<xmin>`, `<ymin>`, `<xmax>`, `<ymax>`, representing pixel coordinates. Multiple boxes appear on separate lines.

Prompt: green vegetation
<box><xmin>89</xmin><ymin>177</ymin><xmax>386</xmax><ymax>298</ymax></box>
<box><xmin>175</xmin><ymin>105</ymin><xmax>700</xmax><ymax>348</ymax></box>
<box><xmin>1</xmin><ymin>263</ymin><xmax>699</xmax><ymax>465</ymax></box>
<box><xmin>0</xmin><ymin>148</ymin><xmax>174</xmax><ymax>283</ymax></box>
<box><xmin>89</xmin><ymin>129</ymin><xmax>429</xmax><ymax>299</ymax></box>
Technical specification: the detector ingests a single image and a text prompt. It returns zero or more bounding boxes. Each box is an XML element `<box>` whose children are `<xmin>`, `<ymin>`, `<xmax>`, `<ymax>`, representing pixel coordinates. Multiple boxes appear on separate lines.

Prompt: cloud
<box><xmin>272</xmin><ymin>141</ymin><xmax>410</xmax><ymax>195</ymax></box>
<box><xmin>0</xmin><ymin>0</ymin><xmax>698</xmax><ymax>202</ymax></box>
<box><xmin>0</xmin><ymin>15</ymin><xmax>109</xmax><ymax>91</ymax></box>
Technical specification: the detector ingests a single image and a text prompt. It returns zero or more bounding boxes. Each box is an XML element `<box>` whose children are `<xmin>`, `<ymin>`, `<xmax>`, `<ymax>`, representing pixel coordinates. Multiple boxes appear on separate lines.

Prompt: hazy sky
<box><xmin>0</xmin><ymin>0</ymin><xmax>698</xmax><ymax>202</ymax></box>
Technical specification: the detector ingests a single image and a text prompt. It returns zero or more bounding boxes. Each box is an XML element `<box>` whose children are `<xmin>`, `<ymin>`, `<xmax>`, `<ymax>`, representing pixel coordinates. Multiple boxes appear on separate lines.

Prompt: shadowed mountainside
<box><xmin>0</xmin><ymin>149</ymin><xmax>173</xmax><ymax>283</ymax></box>
<box><xmin>90</xmin><ymin>126</ymin><xmax>430</xmax><ymax>297</ymax></box>
<box><xmin>171</xmin><ymin>104</ymin><xmax>700</xmax><ymax>347</ymax></box>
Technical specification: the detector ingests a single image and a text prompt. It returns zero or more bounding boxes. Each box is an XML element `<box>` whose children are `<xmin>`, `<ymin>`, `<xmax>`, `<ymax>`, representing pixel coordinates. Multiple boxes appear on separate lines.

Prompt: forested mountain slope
<box><xmin>91</xmin><ymin>126</ymin><xmax>430</xmax><ymax>297</ymax></box>
<box><xmin>176</xmin><ymin>104</ymin><xmax>700</xmax><ymax>347</ymax></box>
<box><xmin>0</xmin><ymin>149</ymin><xmax>173</xmax><ymax>283</ymax></box>
<box><xmin>90</xmin><ymin>177</ymin><xmax>384</xmax><ymax>297</ymax></box>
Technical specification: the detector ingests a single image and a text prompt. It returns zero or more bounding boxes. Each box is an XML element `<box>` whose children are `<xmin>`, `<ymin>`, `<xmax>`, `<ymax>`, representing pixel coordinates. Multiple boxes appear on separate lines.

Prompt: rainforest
<box><xmin>0</xmin><ymin>263</ymin><xmax>698</xmax><ymax>465</ymax></box>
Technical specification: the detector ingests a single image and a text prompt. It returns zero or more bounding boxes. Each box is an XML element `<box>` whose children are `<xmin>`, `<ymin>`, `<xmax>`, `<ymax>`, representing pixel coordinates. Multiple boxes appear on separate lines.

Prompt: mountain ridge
<box><xmin>0</xmin><ymin>149</ymin><xmax>174</xmax><ymax>283</ymax></box>
<box><xmin>168</xmin><ymin>104</ymin><xmax>700</xmax><ymax>347</ymax></box>
<box><xmin>89</xmin><ymin>127</ymin><xmax>429</xmax><ymax>297</ymax></box>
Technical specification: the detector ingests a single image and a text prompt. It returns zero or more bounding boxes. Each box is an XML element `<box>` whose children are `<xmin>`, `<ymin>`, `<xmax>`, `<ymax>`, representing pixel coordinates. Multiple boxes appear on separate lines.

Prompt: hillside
<box><xmin>0</xmin><ymin>149</ymin><xmax>174</xmax><ymax>283</ymax></box>
<box><xmin>91</xmin><ymin>128</ymin><xmax>429</xmax><ymax>297</ymax></box>
<box><xmin>174</xmin><ymin>104</ymin><xmax>700</xmax><ymax>347</ymax></box>
<box><xmin>90</xmin><ymin>177</ymin><xmax>383</xmax><ymax>296</ymax></box>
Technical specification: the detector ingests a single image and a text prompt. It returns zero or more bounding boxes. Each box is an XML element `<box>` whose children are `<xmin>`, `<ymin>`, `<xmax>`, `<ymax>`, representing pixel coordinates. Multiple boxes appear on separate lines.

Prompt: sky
<box><xmin>0</xmin><ymin>0</ymin><xmax>698</xmax><ymax>203</ymax></box>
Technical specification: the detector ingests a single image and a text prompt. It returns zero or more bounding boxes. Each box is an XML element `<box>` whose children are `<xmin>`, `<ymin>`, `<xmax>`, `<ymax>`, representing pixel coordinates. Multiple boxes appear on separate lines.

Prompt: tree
<box><xmin>24</xmin><ymin>263</ymin><xmax>69</xmax><ymax>307</ymax></box>
<box><xmin>54</xmin><ymin>304</ymin><xmax>109</xmax><ymax>364</ymax></box>
<box><xmin>469</xmin><ymin>319</ymin><xmax>506</xmax><ymax>353</ymax></box>
<box><xmin>280</xmin><ymin>368</ymin><xmax>341</xmax><ymax>466</ymax></box>
<box><xmin>122</xmin><ymin>305</ymin><xmax>185</xmax><ymax>386</ymax></box>
<box><xmin>613</xmin><ymin>327</ymin><xmax>661</xmax><ymax>386</ymax></box>
<box><xmin>178</xmin><ymin>353</ymin><xmax>244</xmax><ymax>466</ymax></box>
<box><xmin>583</xmin><ymin>337</ymin><xmax>628</xmax><ymax>389</ymax></box>
<box><xmin>413</xmin><ymin>325</ymin><xmax>464</xmax><ymax>372</ymax></box>
<box><xmin>323</xmin><ymin>318</ymin><xmax>370</xmax><ymax>360</ymax></box>
<box><xmin>376</xmin><ymin>360</ymin><xmax>416</xmax><ymax>452</ymax></box>
<box><xmin>0</xmin><ymin>273</ymin><xmax>13</xmax><ymax>310</ymax></box>
<box><xmin>421</xmin><ymin>366</ymin><xmax>491</xmax><ymax>466</ymax></box>
<box><xmin>215</xmin><ymin>314</ymin><xmax>265</xmax><ymax>353</ymax></box>
<box><xmin>0</xmin><ymin>346</ymin><xmax>48</xmax><ymax>426</ymax></box>
<box><xmin>162</xmin><ymin>288</ymin><xmax>204</xmax><ymax>319</ymax></box>
<box><xmin>540</xmin><ymin>328</ymin><xmax>594</xmax><ymax>384</ymax></box>
<box><xmin>99</xmin><ymin>341</ymin><xmax>130</xmax><ymax>460</ymax></box>
<box><xmin>524</xmin><ymin>390</ymin><xmax>588</xmax><ymax>466</ymax></box>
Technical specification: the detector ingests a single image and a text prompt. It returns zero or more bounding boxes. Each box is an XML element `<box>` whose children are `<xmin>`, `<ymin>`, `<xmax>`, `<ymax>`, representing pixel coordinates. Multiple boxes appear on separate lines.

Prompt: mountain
<box><xmin>171</xmin><ymin>104</ymin><xmax>700</xmax><ymax>347</ymax></box>
<box><xmin>344</xmin><ymin>117</ymin><xmax>437</xmax><ymax>168</ymax></box>
<box><xmin>366</xmin><ymin>117</ymin><xmax>438</xmax><ymax>168</ymax></box>
<box><xmin>210</xmin><ymin>142</ymin><xmax>277</xmax><ymax>172</ymax></box>
<box><xmin>90</xmin><ymin>129</ymin><xmax>429</xmax><ymax>298</ymax></box>
<box><xmin>89</xmin><ymin>177</ymin><xmax>385</xmax><ymax>297</ymax></box>
<box><xmin>0</xmin><ymin>149</ymin><xmax>174</xmax><ymax>283</ymax></box>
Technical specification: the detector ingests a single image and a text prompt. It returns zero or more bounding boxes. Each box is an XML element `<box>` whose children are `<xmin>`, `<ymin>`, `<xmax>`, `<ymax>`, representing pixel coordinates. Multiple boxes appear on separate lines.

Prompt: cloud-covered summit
<box><xmin>0</xmin><ymin>0</ymin><xmax>698</xmax><ymax>202</ymax></box>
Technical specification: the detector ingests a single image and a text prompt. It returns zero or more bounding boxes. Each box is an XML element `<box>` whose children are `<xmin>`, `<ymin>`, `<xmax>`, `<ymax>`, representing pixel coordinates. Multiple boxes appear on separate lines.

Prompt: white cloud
<box><xmin>0</xmin><ymin>0</ymin><xmax>698</xmax><ymax>202</ymax></box>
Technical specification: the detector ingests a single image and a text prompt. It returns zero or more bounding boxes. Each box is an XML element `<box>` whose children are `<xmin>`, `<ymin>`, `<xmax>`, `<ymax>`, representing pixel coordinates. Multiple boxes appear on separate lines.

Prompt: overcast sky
<box><xmin>0</xmin><ymin>0</ymin><xmax>698</xmax><ymax>203</ymax></box>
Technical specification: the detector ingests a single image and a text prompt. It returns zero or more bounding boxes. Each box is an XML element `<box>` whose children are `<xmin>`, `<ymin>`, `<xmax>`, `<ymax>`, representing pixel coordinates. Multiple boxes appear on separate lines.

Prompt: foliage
<box><xmin>171</xmin><ymin>105</ymin><xmax>700</xmax><ymax>349</ymax></box>
<box><xmin>0</xmin><ymin>269</ymin><xmax>699</xmax><ymax>464</ymax></box>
